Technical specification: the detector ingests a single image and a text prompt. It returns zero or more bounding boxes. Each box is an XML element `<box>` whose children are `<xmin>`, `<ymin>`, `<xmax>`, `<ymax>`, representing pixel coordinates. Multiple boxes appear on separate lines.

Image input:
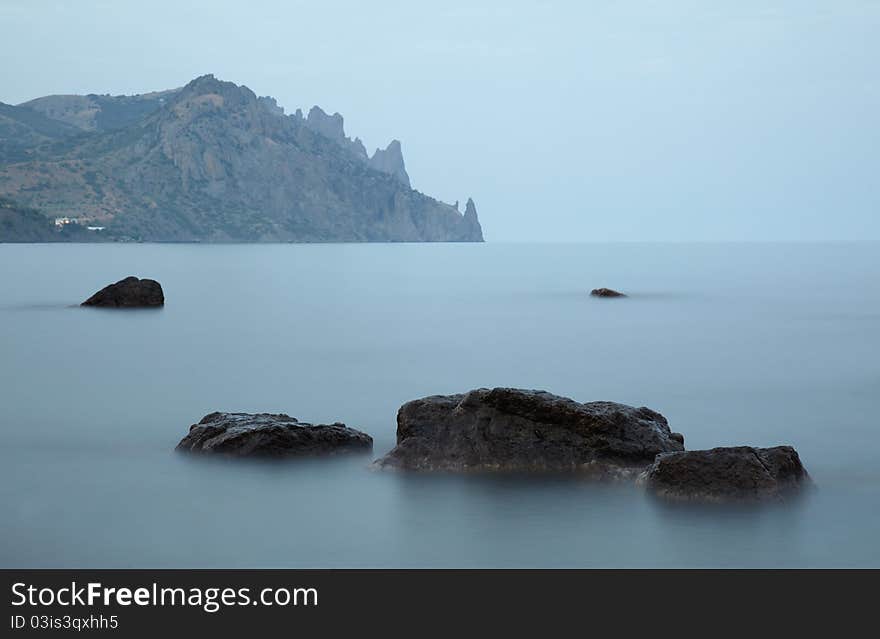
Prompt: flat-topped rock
<box><xmin>642</xmin><ymin>446</ymin><xmax>810</xmax><ymax>502</ymax></box>
<box><xmin>176</xmin><ymin>412</ymin><xmax>373</xmax><ymax>458</ymax></box>
<box><xmin>590</xmin><ymin>288</ymin><xmax>626</xmax><ymax>298</ymax></box>
<box><xmin>82</xmin><ymin>276</ymin><xmax>164</xmax><ymax>307</ymax></box>
<box><xmin>374</xmin><ymin>388</ymin><xmax>684</xmax><ymax>476</ymax></box>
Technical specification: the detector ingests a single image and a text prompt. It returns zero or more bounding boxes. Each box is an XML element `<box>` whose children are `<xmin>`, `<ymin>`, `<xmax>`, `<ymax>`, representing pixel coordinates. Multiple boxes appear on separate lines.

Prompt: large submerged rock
<box><xmin>642</xmin><ymin>446</ymin><xmax>810</xmax><ymax>502</ymax></box>
<box><xmin>81</xmin><ymin>276</ymin><xmax>164</xmax><ymax>307</ymax></box>
<box><xmin>176</xmin><ymin>412</ymin><xmax>373</xmax><ymax>458</ymax></box>
<box><xmin>374</xmin><ymin>388</ymin><xmax>684</xmax><ymax>476</ymax></box>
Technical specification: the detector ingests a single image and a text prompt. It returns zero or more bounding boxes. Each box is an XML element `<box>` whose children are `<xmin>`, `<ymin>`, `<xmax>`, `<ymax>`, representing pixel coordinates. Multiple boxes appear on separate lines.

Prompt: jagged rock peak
<box><xmin>306</xmin><ymin>106</ymin><xmax>345</xmax><ymax>142</ymax></box>
<box><xmin>351</xmin><ymin>136</ymin><xmax>368</xmax><ymax>160</ymax></box>
<box><xmin>258</xmin><ymin>96</ymin><xmax>284</xmax><ymax>116</ymax></box>
<box><xmin>464</xmin><ymin>197</ymin><xmax>478</xmax><ymax>219</ymax></box>
<box><xmin>178</xmin><ymin>74</ymin><xmax>256</xmax><ymax>105</ymax></box>
<box><xmin>369</xmin><ymin>139</ymin><xmax>410</xmax><ymax>187</ymax></box>
<box><xmin>182</xmin><ymin>74</ymin><xmax>222</xmax><ymax>93</ymax></box>
<box><xmin>297</xmin><ymin>100</ymin><xmax>410</xmax><ymax>186</ymax></box>
<box><xmin>462</xmin><ymin>197</ymin><xmax>483</xmax><ymax>239</ymax></box>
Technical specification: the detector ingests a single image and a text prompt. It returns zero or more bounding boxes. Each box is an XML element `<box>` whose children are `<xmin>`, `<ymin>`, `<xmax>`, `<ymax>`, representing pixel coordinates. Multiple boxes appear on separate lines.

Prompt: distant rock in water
<box><xmin>81</xmin><ymin>276</ymin><xmax>164</xmax><ymax>307</ymax></box>
<box><xmin>590</xmin><ymin>288</ymin><xmax>626</xmax><ymax>298</ymax></box>
<box><xmin>642</xmin><ymin>446</ymin><xmax>810</xmax><ymax>502</ymax></box>
<box><xmin>176</xmin><ymin>412</ymin><xmax>373</xmax><ymax>458</ymax></box>
<box><xmin>374</xmin><ymin>388</ymin><xmax>684</xmax><ymax>476</ymax></box>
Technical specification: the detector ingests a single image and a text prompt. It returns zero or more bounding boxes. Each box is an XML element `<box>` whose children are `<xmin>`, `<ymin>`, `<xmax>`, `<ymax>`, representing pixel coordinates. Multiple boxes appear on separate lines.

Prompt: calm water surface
<box><xmin>1</xmin><ymin>242</ymin><xmax>878</xmax><ymax>567</ymax></box>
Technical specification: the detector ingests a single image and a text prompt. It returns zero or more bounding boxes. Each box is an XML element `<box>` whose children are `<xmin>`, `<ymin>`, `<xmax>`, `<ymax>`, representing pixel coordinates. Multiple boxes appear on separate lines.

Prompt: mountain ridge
<box><xmin>0</xmin><ymin>74</ymin><xmax>483</xmax><ymax>243</ymax></box>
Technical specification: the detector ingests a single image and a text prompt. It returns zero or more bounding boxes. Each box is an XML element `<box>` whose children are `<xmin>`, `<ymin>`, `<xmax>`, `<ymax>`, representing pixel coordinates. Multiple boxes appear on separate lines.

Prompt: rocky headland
<box><xmin>0</xmin><ymin>75</ymin><xmax>483</xmax><ymax>243</ymax></box>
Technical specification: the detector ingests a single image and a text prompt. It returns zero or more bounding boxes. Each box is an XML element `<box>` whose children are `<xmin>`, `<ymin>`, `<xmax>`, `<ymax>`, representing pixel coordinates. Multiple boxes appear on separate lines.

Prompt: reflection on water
<box><xmin>0</xmin><ymin>242</ymin><xmax>878</xmax><ymax>567</ymax></box>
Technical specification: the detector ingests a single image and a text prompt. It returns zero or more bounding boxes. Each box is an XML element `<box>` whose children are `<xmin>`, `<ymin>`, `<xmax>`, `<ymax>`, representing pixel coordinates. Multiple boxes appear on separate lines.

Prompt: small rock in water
<box><xmin>642</xmin><ymin>446</ymin><xmax>810</xmax><ymax>502</ymax></box>
<box><xmin>590</xmin><ymin>288</ymin><xmax>626</xmax><ymax>298</ymax></box>
<box><xmin>176</xmin><ymin>412</ymin><xmax>373</xmax><ymax>458</ymax></box>
<box><xmin>374</xmin><ymin>388</ymin><xmax>684</xmax><ymax>477</ymax></box>
<box><xmin>81</xmin><ymin>276</ymin><xmax>164</xmax><ymax>307</ymax></box>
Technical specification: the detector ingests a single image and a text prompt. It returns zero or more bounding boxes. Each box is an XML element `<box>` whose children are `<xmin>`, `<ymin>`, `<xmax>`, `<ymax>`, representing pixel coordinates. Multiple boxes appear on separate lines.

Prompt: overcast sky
<box><xmin>2</xmin><ymin>0</ymin><xmax>878</xmax><ymax>241</ymax></box>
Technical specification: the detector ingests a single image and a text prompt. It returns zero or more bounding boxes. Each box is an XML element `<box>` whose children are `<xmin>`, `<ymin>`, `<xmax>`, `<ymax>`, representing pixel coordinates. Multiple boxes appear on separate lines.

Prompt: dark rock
<box><xmin>642</xmin><ymin>446</ymin><xmax>810</xmax><ymax>502</ymax></box>
<box><xmin>590</xmin><ymin>288</ymin><xmax>626</xmax><ymax>298</ymax></box>
<box><xmin>81</xmin><ymin>276</ymin><xmax>164</xmax><ymax>307</ymax></box>
<box><xmin>374</xmin><ymin>388</ymin><xmax>684</xmax><ymax>476</ymax></box>
<box><xmin>176</xmin><ymin>412</ymin><xmax>373</xmax><ymax>458</ymax></box>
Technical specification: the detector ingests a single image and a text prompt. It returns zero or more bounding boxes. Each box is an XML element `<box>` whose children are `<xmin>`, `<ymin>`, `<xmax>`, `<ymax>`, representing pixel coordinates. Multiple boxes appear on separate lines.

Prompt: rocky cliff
<box><xmin>368</xmin><ymin>140</ymin><xmax>410</xmax><ymax>187</ymax></box>
<box><xmin>0</xmin><ymin>75</ymin><xmax>483</xmax><ymax>243</ymax></box>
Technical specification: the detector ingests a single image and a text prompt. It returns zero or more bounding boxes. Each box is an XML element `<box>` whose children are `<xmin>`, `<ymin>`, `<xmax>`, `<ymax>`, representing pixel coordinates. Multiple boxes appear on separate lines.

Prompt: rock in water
<box><xmin>81</xmin><ymin>276</ymin><xmax>164</xmax><ymax>307</ymax></box>
<box><xmin>374</xmin><ymin>388</ymin><xmax>684</xmax><ymax>476</ymax></box>
<box><xmin>642</xmin><ymin>446</ymin><xmax>810</xmax><ymax>502</ymax></box>
<box><xmin>590</xmin><ymin>288</ymin><xmax>626</xmax><ymax>298</ymax></box>
<box><xmin>176</xmin><ymin>412</ymin><xmax>373</xmax><ymax>458</ymax></box>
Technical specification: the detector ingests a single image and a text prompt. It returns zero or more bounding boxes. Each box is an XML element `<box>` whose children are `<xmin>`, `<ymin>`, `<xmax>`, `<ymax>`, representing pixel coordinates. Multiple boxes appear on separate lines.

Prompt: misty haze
<box><xmin>1</xmin><ymin>1</ymin><xmax>878</xmax><ymax>571</ymax></box>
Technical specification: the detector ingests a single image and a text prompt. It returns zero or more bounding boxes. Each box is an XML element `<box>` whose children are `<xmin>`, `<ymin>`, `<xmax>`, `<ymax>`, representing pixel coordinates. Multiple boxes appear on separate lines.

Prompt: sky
<box><xmin>1</xmin><ymin>0</ymin><xmax>878</xmax><ymax>241</ymax></box>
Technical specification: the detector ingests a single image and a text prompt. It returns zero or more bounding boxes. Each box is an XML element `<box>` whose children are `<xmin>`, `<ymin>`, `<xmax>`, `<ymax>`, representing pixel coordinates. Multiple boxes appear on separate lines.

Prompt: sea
<box><xmin>1</xmin><ymin>242</ymin><xmax>878</xmax><ymax>567</ymax></box>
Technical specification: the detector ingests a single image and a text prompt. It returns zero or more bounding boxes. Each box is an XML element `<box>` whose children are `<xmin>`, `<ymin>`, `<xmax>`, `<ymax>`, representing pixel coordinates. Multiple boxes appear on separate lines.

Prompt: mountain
<box><xmin>0</xmin><ymin>102</ymin><xmax>82</xmax><ymax>163</ymax></box>
<box><xmin>19</xmin><ymin>90</ymin><xmax>179</xmax><ymax>132</ymax></box>
<box><xmin>0</xmin><ymin>75</ymin><xmax>483</xmax><ymax>242</ymax></box>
